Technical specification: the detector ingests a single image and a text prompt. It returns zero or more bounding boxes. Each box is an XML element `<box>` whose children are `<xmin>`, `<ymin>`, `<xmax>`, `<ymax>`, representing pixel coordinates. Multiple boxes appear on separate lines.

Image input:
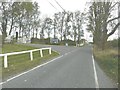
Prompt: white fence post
<box><xmin>4</xmin><ymin>55</ymin><xmax>8</xmax><ymax>68</ymax></box>
<box><xmin>40</xmin><ymin>49</ymin><xmax>43</xmax><ymax>57</ymax></box>
<box><xmin>30</xmin><ymin>51</ymin><xmax>33</xmax><ymax>61</ymax></box>
<box><xmin>49</xmin><ymin>48</ymin><xmax>52</xmax><ymax>54</ymax></box>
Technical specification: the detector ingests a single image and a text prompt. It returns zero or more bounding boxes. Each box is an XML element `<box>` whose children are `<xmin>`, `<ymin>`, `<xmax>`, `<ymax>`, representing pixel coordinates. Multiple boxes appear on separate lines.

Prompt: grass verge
<box><xmin>1</xmin><ymin>44</ymin><xmax>59</xmax><ymax>81</ymax></box>
<box><xmin>93</xmin><ymin>46</ymin><xmax>118</xmax><ymax>84</ymax></box>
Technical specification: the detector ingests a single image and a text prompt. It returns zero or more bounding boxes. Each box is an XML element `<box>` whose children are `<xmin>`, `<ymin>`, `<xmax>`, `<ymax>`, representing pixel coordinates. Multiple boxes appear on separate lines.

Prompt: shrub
<box><xmin>107</xmin><ymin>39</ymin><xmax>118</xmax><ymax>48</ymax></box>
<box><xmin>59</xmin><ymin>40</ymin><xmax>76</xmax><ymax>46</ymax></box>
<box><xmin>31</xmin><ymin>38</ymin><xmax>51</xmax><ymax>44</ymax></box>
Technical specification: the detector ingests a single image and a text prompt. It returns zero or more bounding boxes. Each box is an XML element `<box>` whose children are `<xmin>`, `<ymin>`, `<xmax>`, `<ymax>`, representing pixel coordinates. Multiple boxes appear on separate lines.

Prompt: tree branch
<box><xmin>107</xmin><ymin>16</ymin><xmax>120</xmax><ymax>24</ymax></box>
<box><xmin>107</xmin><ymin>22</ymin><xmax>120</xmax><ymax>37</ymax></box>
<box><xmin>109</xmin><ymin>2</ymin><xmax>118</xmax><ymax>10</ymax></box>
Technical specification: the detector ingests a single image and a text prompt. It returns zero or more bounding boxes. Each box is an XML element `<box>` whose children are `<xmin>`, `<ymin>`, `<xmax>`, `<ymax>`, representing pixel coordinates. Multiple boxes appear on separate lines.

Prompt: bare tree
<box><xmin>87</xmin><ymin>2</ymin><xmax>120</xmax><ymax>49</ymax></box>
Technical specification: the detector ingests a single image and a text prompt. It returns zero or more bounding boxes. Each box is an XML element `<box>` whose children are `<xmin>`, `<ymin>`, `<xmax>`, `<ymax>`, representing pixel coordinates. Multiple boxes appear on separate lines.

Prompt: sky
<box><xmin>34</xmin><ymin>0</ymin><xmax>88</xmax><ymax>17</ymax></box>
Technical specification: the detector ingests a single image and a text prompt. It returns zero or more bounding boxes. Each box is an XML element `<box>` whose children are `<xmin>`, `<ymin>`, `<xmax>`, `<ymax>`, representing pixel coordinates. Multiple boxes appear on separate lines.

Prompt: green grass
<box><xmin>93</xmin><ymin>46</ymin><xmax>118</xmax><ymax>84</ymax></box>
<box><xmin>1</xmin><ymin>44</ymin><xmax>59</xmax><ymax>81</ymax></box>
<box><xmin>2</xmin><ymin>44</ymin><xmax>37</xmax><ymax>53</ymax></box>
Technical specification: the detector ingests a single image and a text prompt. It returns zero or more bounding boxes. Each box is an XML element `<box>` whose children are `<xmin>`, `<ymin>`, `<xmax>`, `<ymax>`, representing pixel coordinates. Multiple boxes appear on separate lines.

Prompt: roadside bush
<box><xmin>31</xmin><ymin>38</ymin><xmax>83</xmax><ymax>46</ymax></box>
<box><xmin>59</xmin><ymin>40</ymin><xmax>76</xmax><ymax>46</ymax></box>
<box><xmin>107</xmin><ymin>39</ymin><xmax>118</xmax><ymax>48</ymax></box>
<box><xmin>31</xmin><ymin>38</ymin><xmax>51</xmax><ymax>44</ymax></box>
<box><xmin>31</xmin><ymin>38</ymin><xmax>40</xmax><ymax>43</ymax></box>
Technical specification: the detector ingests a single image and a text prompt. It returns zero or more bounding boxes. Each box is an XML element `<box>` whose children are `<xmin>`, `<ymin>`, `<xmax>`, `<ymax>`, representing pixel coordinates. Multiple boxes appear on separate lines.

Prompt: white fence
<box><xmin>0</xmin><ymin>47</ymin><xmax>52</xmax><ymax>68</ymax></box>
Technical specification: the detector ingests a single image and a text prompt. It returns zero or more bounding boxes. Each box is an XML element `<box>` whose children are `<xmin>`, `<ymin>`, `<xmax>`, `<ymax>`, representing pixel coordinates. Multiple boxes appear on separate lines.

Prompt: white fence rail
<box><xmin>0</xmin><ymin>47</ymin><xmax>52</xmax><ymax>68</ymax></box>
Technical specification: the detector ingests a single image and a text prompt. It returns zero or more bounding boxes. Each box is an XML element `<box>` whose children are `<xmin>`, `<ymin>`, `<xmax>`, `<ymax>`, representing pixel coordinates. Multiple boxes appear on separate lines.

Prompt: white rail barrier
<box><xmin>0</xmin><ymin>47</ymin><xmax>52</xmax><ymax>68</ymax></box>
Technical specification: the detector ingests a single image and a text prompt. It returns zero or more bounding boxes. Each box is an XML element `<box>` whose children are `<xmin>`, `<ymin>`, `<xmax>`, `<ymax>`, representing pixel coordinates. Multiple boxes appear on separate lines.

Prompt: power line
<box><xmin>46</xmin><ymin>0</ymin><xmax>59</xmax><ymax>12</ymax></box>
<box><xmin>46</xmin><ymin>0</ymin><xmax>66</xmax><ymax>13</ymax></box>
<box><xmin>54</xmin><ymin>0</ymin><xmax>66</xmax><ymax>12</ymax></box>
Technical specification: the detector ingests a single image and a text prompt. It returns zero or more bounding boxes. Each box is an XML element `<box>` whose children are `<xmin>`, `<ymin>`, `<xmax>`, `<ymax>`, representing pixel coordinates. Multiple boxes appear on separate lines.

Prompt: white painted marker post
<box><xmin>40</xmin><ymin>49</ymin><xmax>43</xmax><ymax>57</ymax></box>
<box><xmin>49</xmin><ymin>48</ymin><xmax>52</xmax><ymax>54</ymax></box>
<box><xmin>4</xmin><ymin>55</ymin><xmax>8</xmax><ymax>68</ymax></box>
<box><xmin>30</xmin><ymin>51</ymin><xmax>33</xmax><ymax>61</ymax></box>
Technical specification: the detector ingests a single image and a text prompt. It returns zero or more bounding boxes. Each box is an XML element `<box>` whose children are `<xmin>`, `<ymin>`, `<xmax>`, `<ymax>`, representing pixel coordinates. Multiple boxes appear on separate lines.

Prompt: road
<box><xmin>2</xmin><ymin>44</ymin><xmax>117</xmax><ymax>88</ymax></box>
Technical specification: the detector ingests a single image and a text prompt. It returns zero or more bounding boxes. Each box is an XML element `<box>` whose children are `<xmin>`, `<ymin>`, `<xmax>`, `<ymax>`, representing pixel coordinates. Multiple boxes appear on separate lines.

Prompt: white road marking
<box><xmin>52</xmin><ymin>50</ymin><xmax>60</xmax><ymax>55</ymax></box>
<box><xmin>24</xmin><ymin>80</ymin><xmax>27</xmax><ymax>82</ymax></box>
<box><xmin>65</xmin><ymin>53</ymin><xmax>68</xmax><ymax>55</ymax></box>
<box><xmin>0</xmin><ymin>55</ymin><xmax>63</xmax><ymax>85</ymax></box>
<box><xmin>92</xmin><ymin>55</ymin><xmax>99</xmax><ymax>89</ymax></box>
<box><xmin>0</xmin><ymin>49</ymin><xmax>77</xmax><ymax>85</ymax></box>
<box><xmin>0</xmin><ymin>82</ymin><xmax>5</xmax><ymax>85</ymax></box>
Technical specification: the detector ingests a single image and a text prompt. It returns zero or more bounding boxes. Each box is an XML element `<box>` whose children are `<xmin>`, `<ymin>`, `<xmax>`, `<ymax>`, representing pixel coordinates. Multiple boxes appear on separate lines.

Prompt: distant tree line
<box><xmin>1</xmin><ymin>1</ymin><xmax>119</xmax><ymax>48</ymax></box>
<box><xmin>40</xmin><ymin>11</ymin><xmax>86</xmax><ymax>45</ymax></box>
<box><xmin>0</xmin><ymin>1</ymin><xmax>86</xmax><ymax>45</ymax></box>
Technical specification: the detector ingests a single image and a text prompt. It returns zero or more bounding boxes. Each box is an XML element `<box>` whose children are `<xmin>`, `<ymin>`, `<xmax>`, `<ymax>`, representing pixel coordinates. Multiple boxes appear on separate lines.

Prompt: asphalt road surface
<box><xmin>1</xmin><ymin>44</ymin><xmax>117</xmax><ymax>88</ymax></box>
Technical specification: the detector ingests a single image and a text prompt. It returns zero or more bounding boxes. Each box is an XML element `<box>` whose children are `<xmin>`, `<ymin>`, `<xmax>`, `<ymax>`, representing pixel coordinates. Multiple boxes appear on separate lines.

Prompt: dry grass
<box><xmin>93</xmin><ymin>45</ymin><xmax>118</xmax><ymax>84</ymax></box>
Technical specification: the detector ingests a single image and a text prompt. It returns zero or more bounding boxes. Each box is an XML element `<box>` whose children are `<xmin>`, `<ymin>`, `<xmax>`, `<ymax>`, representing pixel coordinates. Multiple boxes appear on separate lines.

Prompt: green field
<box><xmin>1</xmin><ymin>44</ymin><xmax>59</xmax><ymax>81</ymax></box>
<box><xmin>93</xmin><ymin>46</ymin><xmax>118</xmax><ymax>84</ymax></box>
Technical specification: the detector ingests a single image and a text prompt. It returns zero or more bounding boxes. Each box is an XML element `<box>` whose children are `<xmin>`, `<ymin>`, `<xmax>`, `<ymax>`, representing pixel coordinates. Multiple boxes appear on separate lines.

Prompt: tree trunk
<box><xmin>40</xmin><ymin>27</ymin><xmax>44</xmax><ymax>39</ymax></box>
<box><xmin>74</xmin><ymin>29</ymin><xmax>77</xmax><ymax>42</ymax></box>
<box><xmin>101</xmin><ymin>32</ymin><xmax>108</xmax><ymax>50</ymax></box>
<box><xmin>54</xmin><ymin>19</ymin><xmax>56</xmax><ymax>38</ymax></box>
<box><xmin>60</xmin><ymin>15</ymin><xmax>64</xmax><ymax>41</ymax></box>
<box><xmin>77</xmin><ymin>23</ymin><xmax>80</xmax><ymax>45</ymax></box>
<box><xmin>65</xmin><ymin>20</ymin><xmax>68</xmax><ymax>41</ymax></box>
<box><xmin>36</xmin><ymin>28</ymin><xmax>38</xmax><ymax>38</ymax></box>
<box><xmin>2</xmin><ymin>18</ymin><xmax>8</xmax><ymax>44</ymax></box>
<box><xmin>19</xmin><ymin>21</ymin><xmax>22</xmax><ymax>38</ymax></box>
<box><xmin>33</xmin><ymin>29</ymin><xmax>35</xmax><ymax>38</ymax></box>
<box><xmin>78</xmin><ymin>30</ymin><xmax>80</xmax><ymax>45</ymax></box>
<box><xmin>9</xmin><ymin>17</ymin><xmax>14</xmax><ymax>35</ymax></box>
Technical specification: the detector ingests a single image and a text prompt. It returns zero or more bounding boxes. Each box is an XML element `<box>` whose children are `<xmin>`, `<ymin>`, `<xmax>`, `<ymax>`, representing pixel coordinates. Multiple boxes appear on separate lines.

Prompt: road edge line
<box><xmin>0</xmin><ymin>55</ymin><xmax>64</xmax><ymax>85</ymax></box>
<box><xmin>0</xmin><ymin>49</ymin><xmax>78</xmax><ymax>86</ymax></box>
<box><xmin>92</xmin><ymin>54</ymin><xmax>99</xmax><ymax>89</ymax></box>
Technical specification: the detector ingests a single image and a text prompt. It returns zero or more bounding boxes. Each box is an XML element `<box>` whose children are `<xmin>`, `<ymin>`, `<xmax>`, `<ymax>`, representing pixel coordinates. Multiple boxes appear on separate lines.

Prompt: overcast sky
<box><xmin>34</xmin><ymin>0</ymin><xmax>88</xmax><ymax>17</ymax></box>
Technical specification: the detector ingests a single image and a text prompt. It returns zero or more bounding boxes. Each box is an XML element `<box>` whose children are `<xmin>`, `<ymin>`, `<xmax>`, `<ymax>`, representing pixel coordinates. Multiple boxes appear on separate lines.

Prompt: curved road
<box><xmin>2</xmin><ymin>44</ymin><xmax>117</xmax><ymax>88</ymax></box>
